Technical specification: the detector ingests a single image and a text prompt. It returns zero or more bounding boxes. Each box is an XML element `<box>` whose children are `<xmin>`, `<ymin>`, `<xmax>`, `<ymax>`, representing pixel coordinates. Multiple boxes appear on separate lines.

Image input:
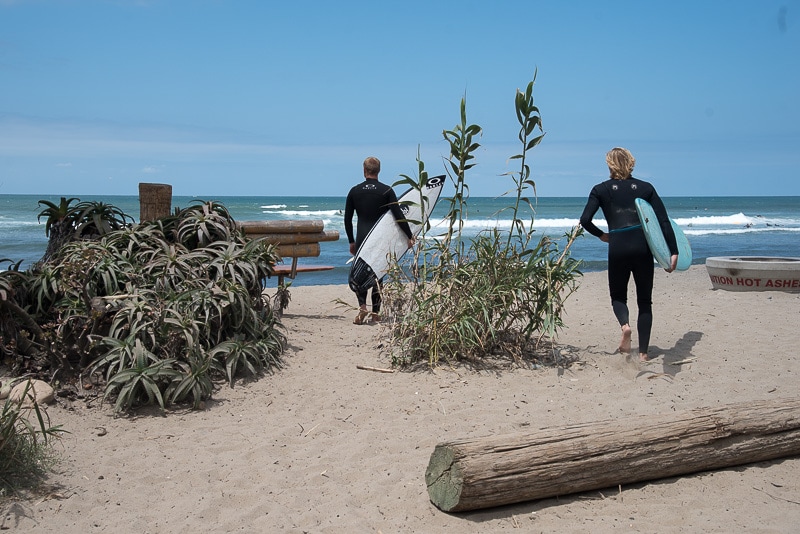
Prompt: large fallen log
<box><xmin>425</xmin><ymin>397</ymin><xmax>800</xmax><ymax>512</ymax></box>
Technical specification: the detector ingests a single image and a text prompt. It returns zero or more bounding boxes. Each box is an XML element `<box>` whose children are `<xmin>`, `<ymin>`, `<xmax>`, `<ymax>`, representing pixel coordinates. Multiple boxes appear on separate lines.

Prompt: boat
<box><xmin>705</xmin><ymin>256</ymin><xmax>800</xmax><ymax>292</ymax></box>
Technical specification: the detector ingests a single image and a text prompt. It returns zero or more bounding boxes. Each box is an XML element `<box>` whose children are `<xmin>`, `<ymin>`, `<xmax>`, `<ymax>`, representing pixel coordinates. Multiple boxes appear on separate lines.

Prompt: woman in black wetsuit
<box><xmin>579</xmin><ymin>147</ymin><xmax>678</xmax><ymax>362</ymax></box>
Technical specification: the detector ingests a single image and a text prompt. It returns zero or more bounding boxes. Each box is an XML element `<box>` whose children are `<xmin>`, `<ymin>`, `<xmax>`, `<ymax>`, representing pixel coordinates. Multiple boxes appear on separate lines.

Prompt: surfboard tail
<box><xmin>348</xmin><ymin>257</ymin><xmax>378</xmax><ymax>292</ymax></box>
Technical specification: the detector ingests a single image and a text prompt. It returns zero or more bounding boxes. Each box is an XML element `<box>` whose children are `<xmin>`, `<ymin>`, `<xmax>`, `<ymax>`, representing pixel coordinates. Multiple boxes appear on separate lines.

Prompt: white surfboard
<box><xmin>348</xmin><ymin>175</ymin><xmax>445</xmax><ymax>292</ymax></box>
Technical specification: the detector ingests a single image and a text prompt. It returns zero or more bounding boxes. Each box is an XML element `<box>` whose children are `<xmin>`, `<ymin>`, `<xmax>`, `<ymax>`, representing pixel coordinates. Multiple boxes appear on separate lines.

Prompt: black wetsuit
<box><xmin>579</xmin><ymin>177</ymin><xmax>678</xmax><ymax>355</ymax></box>
<box><xmin>344</xmin><ymin>179</ymin><xmax>412</xmax><ymax>311</ymax></box>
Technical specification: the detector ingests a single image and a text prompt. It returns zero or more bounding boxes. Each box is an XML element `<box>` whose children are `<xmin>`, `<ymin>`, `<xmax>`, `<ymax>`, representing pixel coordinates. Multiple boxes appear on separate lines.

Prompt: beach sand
<box><xmin>5</xmin><ymin>266</ymin><xmax>800</xmax><ymax>533</ymax></box>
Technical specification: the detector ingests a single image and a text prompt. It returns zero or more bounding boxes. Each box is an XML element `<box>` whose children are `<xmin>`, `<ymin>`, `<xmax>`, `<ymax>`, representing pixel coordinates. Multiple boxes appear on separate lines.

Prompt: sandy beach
<box><xmin>5</xmin><ymin>266</ymin><xmax>800</xmax><ymax>533</ymax></box>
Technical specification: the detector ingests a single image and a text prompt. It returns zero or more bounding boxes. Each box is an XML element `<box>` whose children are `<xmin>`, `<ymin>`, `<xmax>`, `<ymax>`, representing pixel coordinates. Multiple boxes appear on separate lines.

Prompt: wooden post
<box><xmin>139</xmin><ymin>183</ymin><xmax>172</xmax><ymax>222</ymax></box>
<box><xmin>425</xmin><ymin>397</ymin><xmax>800</xmax><ymax>512</ymax></box>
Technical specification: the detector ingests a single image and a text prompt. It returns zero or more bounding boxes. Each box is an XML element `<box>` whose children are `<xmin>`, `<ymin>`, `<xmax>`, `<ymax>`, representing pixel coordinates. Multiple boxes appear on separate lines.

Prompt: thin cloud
<box><xmin>0</xmin><ymin>115</ymin><xmax>392</xmax><ymax>161</ymax></box>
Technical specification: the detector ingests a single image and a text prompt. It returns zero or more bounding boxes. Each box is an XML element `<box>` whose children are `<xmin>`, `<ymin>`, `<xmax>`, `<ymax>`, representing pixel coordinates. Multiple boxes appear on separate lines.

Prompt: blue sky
<box><xmin>1</xmin><ymin>0</ymin><xmax>798</xmax><ymax>198</ymax></box>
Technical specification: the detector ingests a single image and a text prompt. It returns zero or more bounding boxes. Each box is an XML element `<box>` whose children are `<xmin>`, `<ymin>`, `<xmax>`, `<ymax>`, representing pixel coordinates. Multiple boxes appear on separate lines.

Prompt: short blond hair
<box><xmin>606</xmin><ymin>147</ymin><xmax>635</xmax><ymax>180</ymax></box>
<box><xmin>363</xmin><ymin>156</ymin><xmax>381</xmax><ymax>176</ymax></box>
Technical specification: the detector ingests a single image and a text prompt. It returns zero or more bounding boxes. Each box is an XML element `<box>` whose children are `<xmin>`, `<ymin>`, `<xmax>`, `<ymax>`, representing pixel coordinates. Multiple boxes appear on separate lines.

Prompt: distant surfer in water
<box><xmin>579</xmin><ymin>147</ymin><xmax>678</xmax><ymax>362</ymax></box>
<box><xmin>344</xmin><ymin>156</ymin><xmax>415</xmax><ymax>325</ymax></box>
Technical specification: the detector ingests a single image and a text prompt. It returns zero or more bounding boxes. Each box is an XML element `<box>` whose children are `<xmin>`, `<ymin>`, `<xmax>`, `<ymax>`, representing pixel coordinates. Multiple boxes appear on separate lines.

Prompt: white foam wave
<box><xmin>428</xmin><ymin>217</ymin><xmax>597</xmax><ymax>233</ymax></box>
<box><xmin>260</xmin><ymin>204</ymin><xmax>287</xmax><ymax>209</ymax></box>
<box><xmin>432</xmin><ymin>213</ymin><xmax>799</xmax><ymax>232</ymax></box>
<box><xmin>684</xmin><ymin>227</ymin><xmax>800</xmax><ymax>236</ymax></box>
<box><xmin>673</xmin><ymin>213</ymin><xmax>753</xmax><ymax>226</ymax></box>
<box><xmin>532</xmin><ymin>218</ymin><xmax>585</xmax><ymax>228</ymax></box>
<box><xmin>0</xmin><ymin>220</ymin><xmax>41</xmax><ymax>227</ymax></box>
<box><xmin>456</xmin><ymin>217</ymin><xmax>583</xmax><ymax>229</ymax></box>
<box><xmin>263</xmin><ymin>209</ymin><xmax>343</xmax><ymax>217</ymax></box>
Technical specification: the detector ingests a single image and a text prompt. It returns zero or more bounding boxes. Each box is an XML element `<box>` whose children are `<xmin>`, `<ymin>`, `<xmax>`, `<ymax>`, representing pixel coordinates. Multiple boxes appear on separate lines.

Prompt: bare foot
<box><xmin>639</xmin><ymin>353</ymin><xmax>649</xmax><ymax>362</ymax></box>
<box><xmin>618</xmin><ymin>324</ymin><xmax>632</xmax><ymax>354</ymax></box>
<box><xmin>353</xmin><ymin>309</ymin><xmax>369</xmax><ymax>325</ymax></box>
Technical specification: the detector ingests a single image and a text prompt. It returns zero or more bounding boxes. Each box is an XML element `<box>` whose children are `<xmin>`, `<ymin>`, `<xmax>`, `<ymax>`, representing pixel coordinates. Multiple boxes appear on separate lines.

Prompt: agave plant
<box><xmin>6</xmin><ymin>196</ymin><xmax>286</xmax><ymax>413</ymax></box>
<box><xmin>104</xmin><ymin>224</ymin><xmax>171</xmax><ymax>260</ymax></box>
<box><xmin>0</xmin><ymin>259</ymin><xmax>25</xmax><ymax>303</ymax></box>
<box><xmin>170</xmin><ymin>287</ymin><xmax>227</xmax><ymax>347</ymax></box>
<box><xmin>138</xmin><ymin>240</ymin><xmax>201</xmax><ymax>293</ymax></box>
<box><xmin>210</xmin><ymin>336</ymin><xmax>269</xmax><ymax>387</ymax></box>
<box><xmin>22</xmin><ymin>262</ymin><xmax>61</xmax><ymax>316</ymax></box>
<box><xmin>72</xmin><ymin>200</ymin><xmax>135</xmax><ymax>238</ymax></box>
<box><xmin>102</xmin><ymin>339</ymin><xmax>179</xmax><ymax>412</ymax></box>
<box><xmin>0</xmin><ymin>262</ymin><xmax>41</xmax><ymax>372</ymax></box>
<box><xmin>109</xmin><ymin>290</ymin><xmax>162</xmax><ymax>338</ymax></box>
<box><xmin>37</xmin><ymin>197</ymin><xmax>80</xmax><ymax>262</ymax></box>
<box><xmin>37</xmin><ymin>197</ymin><xmax>80</xmax><ymax>237</ymax></box>
<box><xmin>158</xmin><ymin>301</ymin><xmax>203</xmax><ymax>353</ymax></box>
<box><xmin>241</xmin><ymin>237</ymin><xmax>280</xmax><ymax>285</ymax></box>
<box><xmin>166</xmin><ymin>349</ymin><xmax>218</xmax><ymax>409</ymax></box>
<box><xmin>175</xmin><ymin>201</ymin><xmax>237</xmax><ymax>249</ymax></box>
<box><xmin>204</xmin><ymin>241</ymin><xmax>261</xmax><ymax>289</ymax></box>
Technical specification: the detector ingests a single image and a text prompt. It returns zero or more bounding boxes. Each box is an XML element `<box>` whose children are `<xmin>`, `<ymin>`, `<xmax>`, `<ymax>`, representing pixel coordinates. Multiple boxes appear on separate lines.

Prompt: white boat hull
<box><xmin>705</xmin><ymin>256</ymin><xmax>800</xmax><ymax>292</ymax></box>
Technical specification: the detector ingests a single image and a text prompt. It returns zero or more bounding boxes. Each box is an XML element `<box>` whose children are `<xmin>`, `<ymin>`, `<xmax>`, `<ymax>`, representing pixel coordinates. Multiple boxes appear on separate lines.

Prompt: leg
<box><xmin>370</xmin><ymin>278</ymin><xmax>383</xmax><ymax>322</ymax></box>
<box><xmin>608</xmin><ymin>261</ymin><xmax>632</xmax><ymax>354</ymax></box>
<box><xmin>632</xmin><ymin>254</ymin><xmax>655</xmax><ymax>360</ymax></box>
<box><xmin>353</xmin><ymin>287</ymin><xmax>369</xmax><ymax>325</ymax></box>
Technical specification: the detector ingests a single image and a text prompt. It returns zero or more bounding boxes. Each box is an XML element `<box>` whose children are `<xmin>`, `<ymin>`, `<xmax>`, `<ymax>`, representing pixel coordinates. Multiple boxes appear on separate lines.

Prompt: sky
<box><xmin>1</xmin><ymin>0</ymin><xmax>798</xmax><ymax>198</ymax></box>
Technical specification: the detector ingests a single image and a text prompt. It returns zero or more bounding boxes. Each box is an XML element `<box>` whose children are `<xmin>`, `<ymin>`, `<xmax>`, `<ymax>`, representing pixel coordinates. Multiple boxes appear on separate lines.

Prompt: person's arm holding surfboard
<box><xmin>647</xmin><ymin>193</ymin><xmax>679</xmax><ymax>273</ymax></box>
<box><xmin>386</xmin><ymin>191</ymin><xmax>416</xmax><ymax>249</ymax></box>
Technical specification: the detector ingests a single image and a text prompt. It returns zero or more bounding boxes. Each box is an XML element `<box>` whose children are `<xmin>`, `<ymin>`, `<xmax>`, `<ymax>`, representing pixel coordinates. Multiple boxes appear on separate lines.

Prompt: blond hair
<box><xmin>363</xmin><ymin>156</ymin><xmax>381</xmax><ymax>176</ymax></box>
<box><xmin>606</xmin><ymin>147</ymin><xmax>635</xmax><ymax>180</ymax></box>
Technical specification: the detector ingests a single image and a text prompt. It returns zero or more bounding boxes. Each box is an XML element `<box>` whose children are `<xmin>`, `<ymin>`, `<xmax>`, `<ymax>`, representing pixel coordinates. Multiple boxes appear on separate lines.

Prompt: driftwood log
<box><xmin>425</xmin><ymin>397</ymin><xmax>800</xmax><ymax>512</ymax></box>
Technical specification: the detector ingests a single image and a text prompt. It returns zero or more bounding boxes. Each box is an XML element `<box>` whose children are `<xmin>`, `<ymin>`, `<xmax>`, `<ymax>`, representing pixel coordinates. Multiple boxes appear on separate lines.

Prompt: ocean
<box><xmin>2</xmin><ymin>194</ymin><xmax>799</xmax><ymax>286</ymax></box>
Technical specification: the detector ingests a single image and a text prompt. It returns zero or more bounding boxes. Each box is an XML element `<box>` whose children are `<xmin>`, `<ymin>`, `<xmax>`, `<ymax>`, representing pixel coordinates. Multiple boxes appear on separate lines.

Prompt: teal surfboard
<box><xmin>635</xmin><ymin>198</ymin><xmax>692</xmax><ymax>271</ymax></box>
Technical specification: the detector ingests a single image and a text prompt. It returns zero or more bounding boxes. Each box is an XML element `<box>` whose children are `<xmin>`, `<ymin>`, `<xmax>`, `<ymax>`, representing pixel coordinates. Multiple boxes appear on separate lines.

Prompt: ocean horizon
<box><xmin>3</xmin><ymin>193</ymin><xmax>800</xmax><ymax>286</ymax></box>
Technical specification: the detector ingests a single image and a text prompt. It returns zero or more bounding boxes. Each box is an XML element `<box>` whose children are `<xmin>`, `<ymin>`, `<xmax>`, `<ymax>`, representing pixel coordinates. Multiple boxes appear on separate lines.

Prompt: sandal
<box><xmin>353</xmin><ymin>310</ymin><xmax>369</xmax><ymax>325</ymax></box>
<box><xmin>370</xmin><ymin>312</ymin><xmax>382</xmax><ymax>323</ymax></box>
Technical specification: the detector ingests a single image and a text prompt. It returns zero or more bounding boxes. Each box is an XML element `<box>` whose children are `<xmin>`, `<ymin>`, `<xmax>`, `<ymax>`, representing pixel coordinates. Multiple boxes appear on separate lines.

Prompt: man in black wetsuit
<box><xmin>344</xmin><ymin>156</ymin><xmax>414</xmax><ymax>325</ymax></box>
<box><xmin>580</xmin><ymin>147</ymin><xmax>678</xmax><ymax>362</ymax></box>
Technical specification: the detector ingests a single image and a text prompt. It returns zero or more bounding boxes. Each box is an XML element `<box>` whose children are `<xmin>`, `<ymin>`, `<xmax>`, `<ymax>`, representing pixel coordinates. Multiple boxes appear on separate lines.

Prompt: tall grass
<box><xmin>381</xmin><ymin>74</ymin><xmax>583</xmax><ymax>367</ymax></box>
<box><xmin>0</xmin><ymin>382</ymin><xmax>64</xmax><ymax>495</ymax></box>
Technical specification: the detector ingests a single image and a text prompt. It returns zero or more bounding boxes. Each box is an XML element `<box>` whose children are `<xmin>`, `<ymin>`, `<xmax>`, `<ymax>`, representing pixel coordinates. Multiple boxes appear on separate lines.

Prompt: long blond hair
<box><xmin>606</xmin><ymin>147</ymin><xmax>635</xmax><ymax>180</ymax></box>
